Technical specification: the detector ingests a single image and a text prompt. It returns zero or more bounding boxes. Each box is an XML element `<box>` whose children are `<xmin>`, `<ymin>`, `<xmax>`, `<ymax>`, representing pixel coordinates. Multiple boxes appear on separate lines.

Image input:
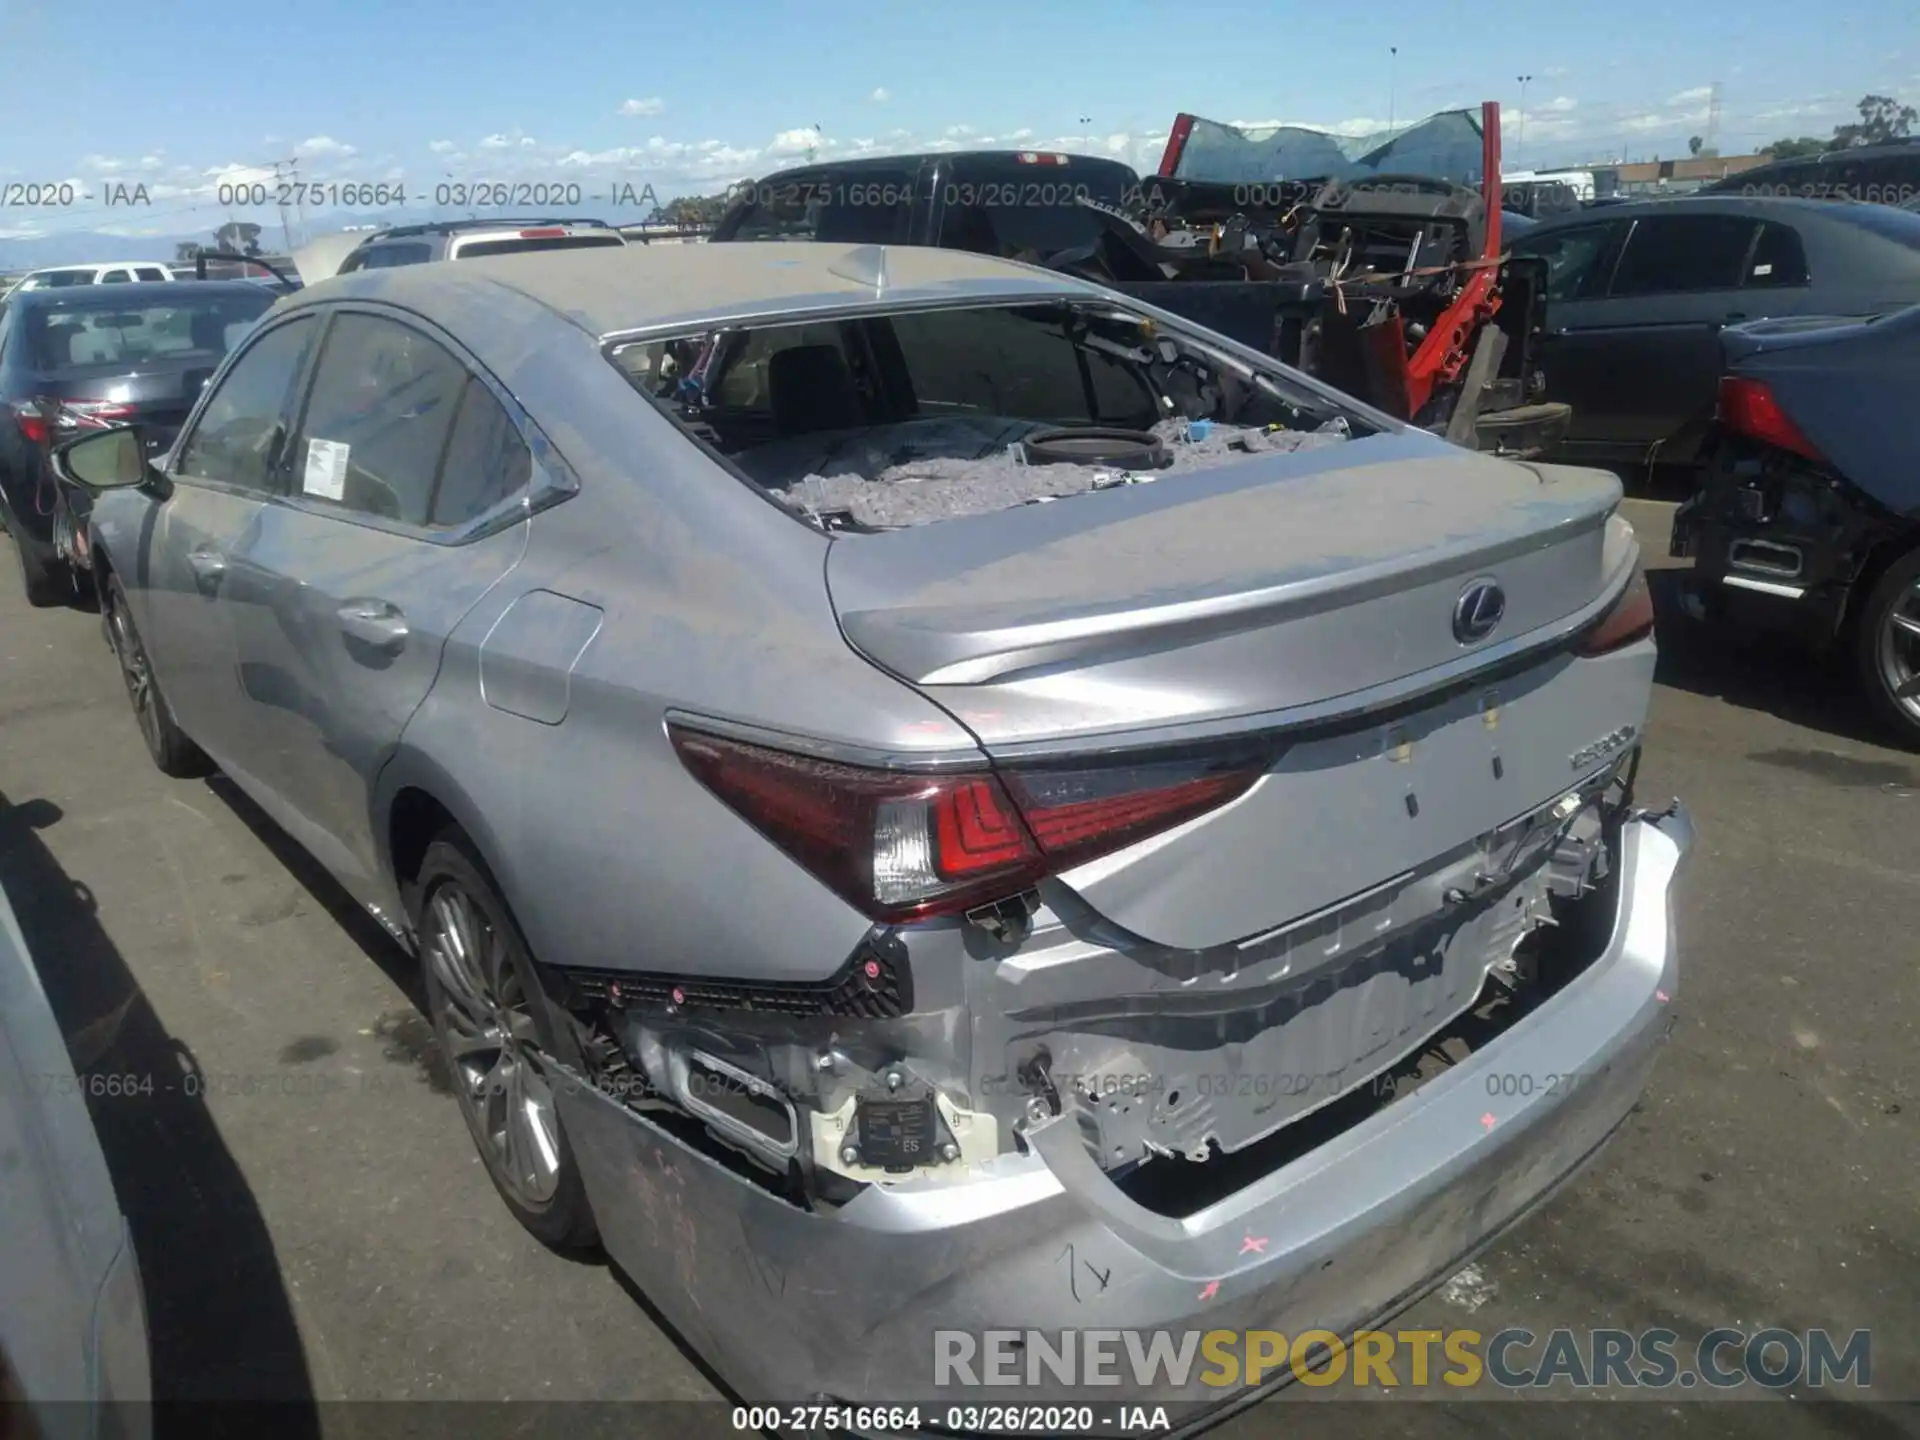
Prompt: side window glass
<box><xmin>289</xmin><ymin>313</ymin><xmax>466</xmax><ymax>526</ymax></box>
<box><xmin>1608</xmin><ymin>215</ymin><xmax>1758</xmax><ymax>296</ymax></box>
<box><xmin>1744</xmin><ymin>223</ymin><xmax>1809</xmax><ymax>288</ymax></box>
<box><xmin>1520</xmin><ymin>224</ymin><xmax>1615</xmax><ymax>302</ymax></box>
<box><xmin>173</xmin><ymin>316</ymin><xmax>316</xmax><ymax>492</ymax></box>
<box><xmin>430</xmin><ymin>378</ymin><xmax>532</xmax><ymax>528</ymax></box>
<box><xmin>100</xmin><ymin>269</ymin><xmax>133</xmax><ymax>284</ymax></box>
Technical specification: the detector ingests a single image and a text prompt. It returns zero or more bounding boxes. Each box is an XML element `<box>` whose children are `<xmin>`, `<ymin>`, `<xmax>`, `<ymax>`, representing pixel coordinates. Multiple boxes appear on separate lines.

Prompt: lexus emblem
<box><xmin>1453</xmin><ymin>578</ymin><xmax>1507</xmax><ymax>645</ymax></box>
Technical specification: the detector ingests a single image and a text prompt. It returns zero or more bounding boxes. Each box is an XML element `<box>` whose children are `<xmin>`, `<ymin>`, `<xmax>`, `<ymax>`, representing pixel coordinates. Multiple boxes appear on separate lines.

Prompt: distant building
<box><xmin>1553</xmin><ymin>152</ymin><xmax>1771</xmax><ymax>198</ymax></box>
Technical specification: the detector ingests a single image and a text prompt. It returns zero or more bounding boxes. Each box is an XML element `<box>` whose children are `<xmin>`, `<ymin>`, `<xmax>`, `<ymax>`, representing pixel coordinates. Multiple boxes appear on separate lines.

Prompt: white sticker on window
<box><xmin>302</xmin><ymin>438</ymin><xmax>349</xmax><ymax>500</ymax></box>
<box><xmin>1753</xmin><ymin>263</ymin><xmax>1773</xmax><ymax>276</ymax></box>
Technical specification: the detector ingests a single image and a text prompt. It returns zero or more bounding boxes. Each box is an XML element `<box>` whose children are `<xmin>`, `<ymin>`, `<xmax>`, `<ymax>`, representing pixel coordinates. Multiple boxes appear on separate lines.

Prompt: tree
<box><xmin>1764</xmin><ymin>135</ymin><xmax>1827</xmax><ymax>161</ymax></box>
<box><xmin>1831</xmin><ymin>93</ymin><xmax>1916</xmax><ymax>149</ymax></box>
<box><xmin>1687</xmin><ymin>135</ymin><xmax>1704</xmax><ymax>156</ymax></box>
<box><xmin>212</xmin><ymin>220</ymin><xmax>263</xmax><ymax>256</ymax></box>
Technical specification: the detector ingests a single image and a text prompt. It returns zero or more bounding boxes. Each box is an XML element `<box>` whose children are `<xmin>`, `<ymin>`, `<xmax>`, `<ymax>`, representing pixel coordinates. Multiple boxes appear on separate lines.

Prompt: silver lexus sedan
<box><xmin>50</xmin><ymin>242</ymin><xmax>1692</xmax><ymax>1414</ymax></box>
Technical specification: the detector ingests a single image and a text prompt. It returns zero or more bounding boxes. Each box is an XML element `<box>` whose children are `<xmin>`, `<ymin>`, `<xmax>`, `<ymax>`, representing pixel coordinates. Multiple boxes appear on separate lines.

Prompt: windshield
<box><xmin>1168</xmin><ymin>109</ymin><xmax>1489</xmax><ymax>188</ymax></box>
<box><xmin>23</xmin><ymin>292</ymin><xmax>275</xmax><ymax>374</ymax></box>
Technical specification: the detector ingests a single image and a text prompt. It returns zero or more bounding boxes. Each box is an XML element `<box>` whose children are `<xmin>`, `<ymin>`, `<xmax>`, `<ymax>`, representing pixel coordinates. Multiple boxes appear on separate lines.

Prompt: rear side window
<box><xmin>290</xmin><ymin>312</ymin><xmax>467</xmax><ymax>525</ymax></box>
<box><xmin>134</xmin><ymin>266</ymin><xmax>170</xmax><ymax>282</ymax></box>
<box><xmin>100</xmin><ymin>270</ymin><xmax>133</xmax><ymax>284</ymax></box>
<box><xmin>450</xmin><ymin>232</ymin><xmax>626</xmax><ymax>259</ymax></box>
<box><xmin>39</xmin><ymin>269</ymin><xmax>97</xmax><ymax>288</ymax></box>
<box><xmin>430</xmin><ymin>378</ymin><xmax>532</xmax><ymax>526</ymax></box>
<box><xmin>1744</xmin><ymin>223</ymin><xmax>1810</xmax><ymax>288</ymax></box>
<box><xmin>350</xmin><ymin>242</ymin><xmax>435</xmax><ymax>270</ymax></box>
<box><xmin>1608</xmin><ymin>214</ymin><xmax>1758</xmax><ymax>296</ymax></box>
<box><xmin>175</xmin><ymin>316</ymin><xmax>317</xmax><ymax>493</ymax></box>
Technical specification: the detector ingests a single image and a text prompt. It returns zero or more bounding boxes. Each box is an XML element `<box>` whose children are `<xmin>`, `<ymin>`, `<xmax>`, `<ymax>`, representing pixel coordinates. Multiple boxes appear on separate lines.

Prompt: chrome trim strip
<box><xmin>1721</xmin><ymin>573</ymin><xmax>1806</xmax><ymax>599</ymax></box>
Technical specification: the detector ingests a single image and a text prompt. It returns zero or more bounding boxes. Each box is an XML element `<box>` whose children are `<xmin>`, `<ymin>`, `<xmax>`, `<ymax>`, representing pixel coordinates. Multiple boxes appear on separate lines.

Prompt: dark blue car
<box><xmin>1671</xmin><ymin>301</ymin><xmax>1920</xmax><ymax>745</ymax></box>
<box><xmin>0</xmin><ymin>280</ymin><xmax>276</xmax><ymax>604</ymax></box>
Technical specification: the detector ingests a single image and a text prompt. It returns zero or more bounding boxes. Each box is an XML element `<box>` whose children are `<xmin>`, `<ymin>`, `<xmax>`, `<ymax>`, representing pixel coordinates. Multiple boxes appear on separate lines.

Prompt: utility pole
<box><xmin>1516</xmin><ymin>75</ymin><xmax>1534</xmax><ymax>163</ymax></box>
<box><xmin>1388</xmin><ymin>47</ymin><xmax>1398</xmax><ymax>132</ymax></box>
<box><xmin>804</xmin><ymin>123</ymin><xmax>821</xmax><ymax>165</ymax></box>
<box><xmin>270</xmin><ymin>158</ymin><xmax>294</xmax><ymax>254</ymax></box>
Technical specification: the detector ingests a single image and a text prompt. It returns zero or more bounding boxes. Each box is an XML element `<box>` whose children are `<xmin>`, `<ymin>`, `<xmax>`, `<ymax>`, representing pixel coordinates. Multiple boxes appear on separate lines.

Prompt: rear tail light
<box><xmin>1015</xmin><ymin>152</ymin><xmax>1072</xmax><ymax>166</ymax></box>
<box><xmin>517</xmin><ymin>227</ymin><xmax>568</xmax><ymax>238</ymax></box>
<box><xmin>1717</xmin><ymin>376</ymin><xmax>1823</xmax><ymax>463</ymax></box>
<box><xmin>11</xmin><ymin>402</ymin><xmax>47</xmax><ymax>444</ymax></box>
<box><xmin>1576</xmin><ymin>562</ymin><xmax>1655</xmax><ymax>656</ymax></box>
<box><xmin>57</xmin><ymin>399</ymin><xmax>136</xmax><ymax>430</ymax></box>
<box><xmin>669</xmin><ymin>726</ymin><xmax>1269</xmax><ymax>922</ymax></box>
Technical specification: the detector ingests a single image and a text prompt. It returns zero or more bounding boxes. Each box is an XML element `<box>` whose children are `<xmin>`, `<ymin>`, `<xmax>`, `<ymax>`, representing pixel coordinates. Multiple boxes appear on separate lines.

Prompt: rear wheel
<box><xmin>416</xmin><ymin>832</ymin><xmax>600</xmax><ymax>1253</ymax></box>
<box><xmin>1854</xmin><ymin>546</ymin><xmax>1920</xmax><ymax>749</ymax></box>
<box><xmin>104</xmin><ymin>574</ymin><xmax>213</xmax><ymax>777</ymax></box>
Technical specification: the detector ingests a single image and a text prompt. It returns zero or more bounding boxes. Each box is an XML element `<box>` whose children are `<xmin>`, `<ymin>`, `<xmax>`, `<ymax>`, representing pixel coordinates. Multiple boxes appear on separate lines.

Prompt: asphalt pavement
<box><xmin>0</xmin><ymin>498</ymin><xmax>1914</xmax><ymax>1440</ymax></box>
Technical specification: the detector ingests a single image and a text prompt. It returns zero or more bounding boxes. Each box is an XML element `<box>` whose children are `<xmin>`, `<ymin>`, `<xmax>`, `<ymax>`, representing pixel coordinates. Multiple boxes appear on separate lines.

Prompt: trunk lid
<box><xmin>826</xmin><ymin>432</ymin><xmax>1646</xmax><ymax>949</ymax></box>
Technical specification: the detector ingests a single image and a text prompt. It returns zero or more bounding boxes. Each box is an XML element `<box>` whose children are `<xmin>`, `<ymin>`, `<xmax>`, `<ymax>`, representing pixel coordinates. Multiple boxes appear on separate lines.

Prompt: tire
<box><xmin>103</xmin><ymin>574</ymin><xmax>214</xmax><ymax>777</ymax></box>
<box><xmin>11</xmin><ymin>525</ymin><xmax>69</xmax><ymax>608</ymax></box>
<box><xmin>415</xmin><ymin>831</ymin><xmax>600</xmax><ymax>1253</ymax></box>
<box><xmin>1852</xmin><ymin>545</ymin><xmax>1920</xmax><ymax>750</ymax></box>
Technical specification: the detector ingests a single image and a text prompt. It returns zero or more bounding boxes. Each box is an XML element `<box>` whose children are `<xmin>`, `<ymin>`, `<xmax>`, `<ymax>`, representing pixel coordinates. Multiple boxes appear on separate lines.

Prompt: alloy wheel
<box><xmin>1877</xmin><ymin>577</ymin><xmax>1920</xmax><ymax>718</ymax></box>
<box><xmin>108</xmin><ymin>600</ymin><xmax>163</xmax><ymax>758</ymax></box>
<box><xmin>425</xmin><ymin>883</ymin><xmax>563</xmax><ymax>1208</ymax></box>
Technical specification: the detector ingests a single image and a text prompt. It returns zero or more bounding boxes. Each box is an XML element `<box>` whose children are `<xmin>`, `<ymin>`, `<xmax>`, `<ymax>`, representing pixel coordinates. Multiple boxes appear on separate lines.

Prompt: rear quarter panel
<box><xmin>387</xmin><ymin>326</ymin><xmax>985</xmax><ymax>984</ymax></box>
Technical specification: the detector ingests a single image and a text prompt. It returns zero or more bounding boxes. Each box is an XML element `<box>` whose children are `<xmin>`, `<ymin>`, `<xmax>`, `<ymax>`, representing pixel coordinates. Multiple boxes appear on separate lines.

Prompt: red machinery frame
<box><xmin>1156</xmin><ymin>101</ymin><xmax>1507</xmax><ymax>421</ymax></box>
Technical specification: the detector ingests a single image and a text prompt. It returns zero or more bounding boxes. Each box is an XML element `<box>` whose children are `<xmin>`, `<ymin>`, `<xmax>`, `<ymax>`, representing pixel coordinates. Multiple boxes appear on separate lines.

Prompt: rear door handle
<box><xmin>186</xmin><ymin>548</ymin><xmax>227</xmax><ymax>589</ymax></box>
<box><xmin>336</xmin><ymin>598</ymin><xmax>410</xmax><ymax>655</ymax></box>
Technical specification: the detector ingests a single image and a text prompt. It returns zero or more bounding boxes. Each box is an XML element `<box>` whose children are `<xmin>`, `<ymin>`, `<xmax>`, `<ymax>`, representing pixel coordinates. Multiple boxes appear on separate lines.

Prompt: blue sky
<box><xmin>2</xmin><ymin>0</ymin><xmax>1917</xmax><ymax>244</ymax></box>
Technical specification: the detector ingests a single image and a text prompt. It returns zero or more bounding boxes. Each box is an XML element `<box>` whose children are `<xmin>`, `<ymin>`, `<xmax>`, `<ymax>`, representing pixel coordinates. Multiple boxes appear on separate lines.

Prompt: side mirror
<box><xmin>51</xmin><ymin>426</ymin><xmax>156</xmax><ymax>494</ymax></box>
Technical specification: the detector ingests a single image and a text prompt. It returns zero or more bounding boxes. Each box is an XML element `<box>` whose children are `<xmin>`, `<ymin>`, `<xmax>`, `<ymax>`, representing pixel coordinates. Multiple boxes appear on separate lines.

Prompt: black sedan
<box><xmin>0</xmin><ymin>280</ymin><xmax>276</xmax><ymax>604</ymax></box>
<box><xmin>1671</xmin><ymin>303</ymin><xmax>1920</xmax><ymax>747</ymax></box>
<box><xmin>1508</xmin><ymin>196</ymin><xmax>1920</xmax><ymax>468</ymax></box>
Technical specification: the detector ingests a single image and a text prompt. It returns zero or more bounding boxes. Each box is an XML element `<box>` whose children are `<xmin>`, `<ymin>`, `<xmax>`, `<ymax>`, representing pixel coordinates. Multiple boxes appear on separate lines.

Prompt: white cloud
<box><xmin>768</xmin><ymin>126</ymin><xmax>824</xmax><ymax>156</ymax></box>
<box><xmin>295</xmin><ymin>135</ymin><xmax>356</xmax><ymax>158</ymax></box>
<box><xmin>869</xmin><ymin>87</ymin><xmax>891</xmax><ymax>102</ymax></box>
<box><xmin>619</xmin><ymin>96</ymin><xmax>666</xmax><ymax>117</ymax></box>
<box><xmin>78</xmin><ymin>154</ymin><xmax>129</xmax><ymax>173</ymax></box>
<box><xmin>1006</xmin><ymin>127</ymin><xmax>1034</xmax><ymax>141</ymax></box>
<box><xmin>479</xmin><ymin>134</ymin><xmax>511</xmax><ymax>150</ymax></box>
<box><xmin>944</xmin><ymin>124</ymin><xmax>977</xmax><ymax>138</ymax></box>
<box><xmin>519</xmin><ymin>136</ymin><xmax>537</xmax><ymax>148</ymax></box>
<box><xmin>428</xmin><ymin>140</ymin><xmax>456</xmax><ymax>154</ymax></box>
<box><xmin>1667</xmin><ymin>86</ymin><xmax>1715</xmax><ymax>106</ymax></box>
<box><xmin>1542</xmin><ymin>96</ymin><xmax>1577</xmax><ymax>113</ymax></box>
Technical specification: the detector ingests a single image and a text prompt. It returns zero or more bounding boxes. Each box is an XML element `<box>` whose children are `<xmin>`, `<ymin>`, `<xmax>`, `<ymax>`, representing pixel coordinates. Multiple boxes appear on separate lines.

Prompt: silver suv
<box><xmin>336</xmin><ymin>217</ymin><xmax>626</xmax><ymax>271</ymax></box>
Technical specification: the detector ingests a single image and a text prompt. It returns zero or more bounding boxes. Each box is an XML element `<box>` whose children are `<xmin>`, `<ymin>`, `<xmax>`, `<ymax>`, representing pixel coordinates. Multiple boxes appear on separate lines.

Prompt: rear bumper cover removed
<box><xmin>557</xmin><ymin>805</ymin><xmax>1692</xmax><ymax>1410</ymax></box>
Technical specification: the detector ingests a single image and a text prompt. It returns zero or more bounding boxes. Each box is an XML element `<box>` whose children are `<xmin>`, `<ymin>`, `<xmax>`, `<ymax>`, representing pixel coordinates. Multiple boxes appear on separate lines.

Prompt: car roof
<box><xmin>1519</xmin><ymin>194</ymin><xmax>1910</xmax><ymax>228</ymax></box>
<box><xmin>23</xmin><ymin>261</ymin><xmax>172</xmax><ymax>274</ymax></box>
<box><xmin>4</xmin><ymin>279</ymin><xmax>272</xmax><ymax>308</ymax></box>
<box><xmin>284</xmin><ymin>240</ymin><xmax>1107</xmax><ymax>338</ymax></box>
<box><xmin>361</xmin><ymin>217</ymin><xmax>616</xmax><ymax>242</ymax></box>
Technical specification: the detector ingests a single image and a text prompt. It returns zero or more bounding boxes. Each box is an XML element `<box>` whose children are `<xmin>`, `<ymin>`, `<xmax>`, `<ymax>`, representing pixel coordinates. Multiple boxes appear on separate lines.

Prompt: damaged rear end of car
<box><xmin>537</xmin><ymin>251</ymin><xmax>1689</xmax><ymax>1418</ymax></box>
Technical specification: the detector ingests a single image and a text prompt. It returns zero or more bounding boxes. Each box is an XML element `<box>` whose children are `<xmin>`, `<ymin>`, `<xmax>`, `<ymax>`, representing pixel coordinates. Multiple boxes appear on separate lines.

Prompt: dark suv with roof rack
<box><xmin>336</xmin><ymin>217</ymin><xmax>627</xmax><ymax>271</ymax></box>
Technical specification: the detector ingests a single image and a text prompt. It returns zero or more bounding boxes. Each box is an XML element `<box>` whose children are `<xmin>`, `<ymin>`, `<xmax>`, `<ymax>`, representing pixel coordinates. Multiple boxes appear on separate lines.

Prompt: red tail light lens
<box><xmin>60</xmin><ymin>399</ymin><xmax>136</xmax><ymax>429</ymax></box>
<box><xmin>669</xmin><ymin>726</ymin><xmax>1269</xmax><ymax>922</ymax></box>
<box><xmin>517</xmin><ymin>227</ymin><xmax>568</xmax><ymax>238</ymax></box>
<box><xmin>12</xmin><ymin>403</ymin><xmax>48</xmax><ymax>444</ymax></box>
<box><xmin>1576</xmin><ymin>563</ymin><xmax>1655</xmax><ymax>656</ymax></box>
<box><xmin>1717</xmin><ymin>376</ymin><xmax>1823</xmax><ymax>463</ymax></box>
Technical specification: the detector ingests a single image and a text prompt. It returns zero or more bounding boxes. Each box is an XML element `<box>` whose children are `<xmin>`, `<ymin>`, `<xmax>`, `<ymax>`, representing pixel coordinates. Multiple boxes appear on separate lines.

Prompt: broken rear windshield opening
<box><xmin>608</xmin><ymin>300</ymin><xmax>1365</xmax><ymax>531</ymax></box>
